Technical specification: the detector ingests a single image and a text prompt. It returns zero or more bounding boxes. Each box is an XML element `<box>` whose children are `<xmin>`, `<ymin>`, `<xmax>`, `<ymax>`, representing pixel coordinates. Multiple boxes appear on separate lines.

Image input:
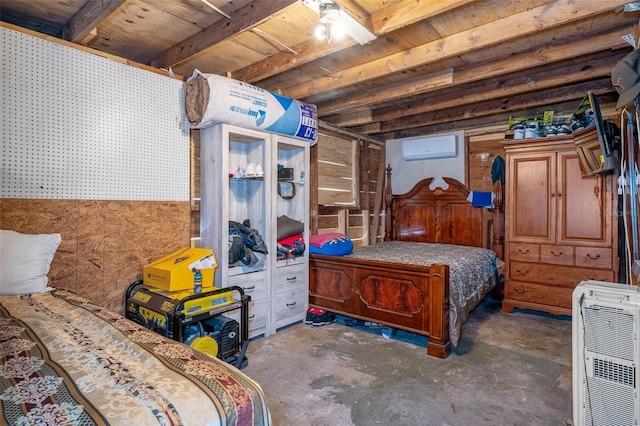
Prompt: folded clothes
<box><xmin>278</xmin><ymin>233</ymin><xmax>304</xmax><ymax>246</ymax></box>
<box><xmin>309</xmin><ymin>233</ymin><xmax>353</xmax><ymax>256</ymax></box>
<box><xmin>309</xmin><ymin>232</ymin><xmax>348</xmax><ymax>248</ymax></box>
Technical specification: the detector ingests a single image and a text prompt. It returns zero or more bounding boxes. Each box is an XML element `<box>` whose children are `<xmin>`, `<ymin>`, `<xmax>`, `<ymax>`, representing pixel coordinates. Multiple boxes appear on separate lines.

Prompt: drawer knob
<box><xmin>586</xmin><ymin>253</ymin><xmax>601</xmax><ymax>260</ymax></box>
<box><xmin>515</xmin><ymin>268</ymin><xmax>530</xmax><ymax>276</ymax></box>
<box><xmin>243</xmin><ymin>285</ymin><xmax>256</xmax><ymax>291</ymax></box>
<box><xmin>550</xmin><ymin>251</ymin><xmax>563</xmax><ymax>257</ymax></box>
<box><xmin>286</xmin><ymin>301</ymin><xmax>297</xmax><ymax>307</ymax></box>
<box><xmin>518</xmin><ymin>248</ymin><xmax>530</xmax><ymax>254</ymax></box>
<box><xmin>514</xmin><ymin>287</ymin><xmax>527</xmax><ymax>294</ymax></box>
<box><xmin>286</xmin><ymin>276</ymin><xmax>297</xmax><ymax>282</ymax></box>
<box><xmin>249</xmin><ymin>314</ymin><xmax>255</xmax><ymax>319</ymax></box>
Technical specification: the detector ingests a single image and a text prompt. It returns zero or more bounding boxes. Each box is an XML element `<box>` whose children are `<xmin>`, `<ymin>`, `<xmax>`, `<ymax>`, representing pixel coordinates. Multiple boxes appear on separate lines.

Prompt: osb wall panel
<box><xmin>1</xmin><ymin>199</ymin><xmax>190</xmax><ymax>313</ymax></box>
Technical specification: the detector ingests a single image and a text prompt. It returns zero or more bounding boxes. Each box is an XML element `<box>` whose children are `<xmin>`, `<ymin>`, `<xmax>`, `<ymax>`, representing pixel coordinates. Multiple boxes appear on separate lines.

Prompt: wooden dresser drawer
<box><xmin>228</xmin><ymin>271</ymin><xmax>268</xmax><ymax>301</ymax></box>
<box><xmin>575</xmin><ymin>247</ymin><xmax>612</xmax><ymax>269</ymax></box>
<box><xmin>274</xmin><ymin>288</ymin><xmax>307</xmax><ymax>322</ymax></box>
<box><xmin>509</xmin><ymin>261</ymin><xmax>614</xmax><ymax>287</ymax></box>
<box><xmin>540</xmin><ymin>245</ymin><xmax>573</xmax><ymax>266</ymax></box>
<box><xmin>506</xmin><ymin>280</ymin><xmax>573</xmax><ymax>309</ymax></box>
<box><xmin>274</xmin><ymin>264</ymin><xmax>307</xmax><ymax>294</ymax></box>
<box><xmin>509</xmin><ymin>243</ymin><xmax>539</xmax><ymax>262</ymax></box>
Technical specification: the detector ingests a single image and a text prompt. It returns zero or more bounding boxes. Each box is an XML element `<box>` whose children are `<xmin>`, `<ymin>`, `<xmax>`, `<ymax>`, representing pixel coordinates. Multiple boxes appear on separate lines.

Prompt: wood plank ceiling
<box><xmin>1</xmin><ymin>0</ymin><xmax>636</xmax><ymax>141</ymax></box>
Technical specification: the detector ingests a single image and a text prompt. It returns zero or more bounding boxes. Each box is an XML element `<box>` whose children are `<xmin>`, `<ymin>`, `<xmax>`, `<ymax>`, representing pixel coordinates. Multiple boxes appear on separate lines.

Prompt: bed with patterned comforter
<box><xmin>0</xmin><ymin>290</ymin><xmax>270</xmax><ymax>426</ymax></box>
<box><xmin>346</xmin><ymin>241</ymin><xmax>501</xmax><ymax>348</ymax></box>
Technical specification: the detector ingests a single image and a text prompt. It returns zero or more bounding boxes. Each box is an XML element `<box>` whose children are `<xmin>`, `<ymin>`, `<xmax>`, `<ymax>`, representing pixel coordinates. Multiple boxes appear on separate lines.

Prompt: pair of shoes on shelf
<box><xmin>233</xmin><ymin>163</ymin><xmax>264</xmax><ymax>179</ymax></box>
<box><xmin>305</xmin><ymin>307</ymin><xmax>336</xmax><ymax>327</ymax></box>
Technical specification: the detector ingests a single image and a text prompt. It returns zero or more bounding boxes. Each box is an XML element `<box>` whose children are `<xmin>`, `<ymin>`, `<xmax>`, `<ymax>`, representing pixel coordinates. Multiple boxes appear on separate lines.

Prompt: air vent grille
<box><xmin>584</xmin><ymin>305</ymin><xmax>636</xmax><ymax>361</ymax></box>
<box><xmin>593</xmin><ymin>358</ymin><xmax>636</xmax><ymax>388</ymax></box>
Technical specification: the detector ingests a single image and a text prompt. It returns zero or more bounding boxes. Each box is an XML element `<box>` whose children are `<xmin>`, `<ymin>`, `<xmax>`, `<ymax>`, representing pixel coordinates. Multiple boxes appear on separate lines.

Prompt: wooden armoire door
<box><xmin>556</xmin><ymin>151</ymin><xmax>611</xmax><ymax>247</ymax></box>
<box><xmin>507</xmin><ymin>151</ymin><xmax>555</xmax><ymax>244</ymax></box>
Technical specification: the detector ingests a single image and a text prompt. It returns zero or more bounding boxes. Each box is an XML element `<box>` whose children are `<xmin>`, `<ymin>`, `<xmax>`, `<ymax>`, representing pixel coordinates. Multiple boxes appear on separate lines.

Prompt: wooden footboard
<box><xmin>309</xmin><ymin>254</ymin><xmax>451</xmax><ymax>358</ymax></box>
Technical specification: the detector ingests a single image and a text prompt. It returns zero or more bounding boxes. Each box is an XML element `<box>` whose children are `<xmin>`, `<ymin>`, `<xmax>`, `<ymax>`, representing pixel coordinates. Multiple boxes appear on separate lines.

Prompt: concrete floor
<box><xmin>243</xmin><ymin>297</ymin><xmax>573</xmax><ymax>426</ymax></box>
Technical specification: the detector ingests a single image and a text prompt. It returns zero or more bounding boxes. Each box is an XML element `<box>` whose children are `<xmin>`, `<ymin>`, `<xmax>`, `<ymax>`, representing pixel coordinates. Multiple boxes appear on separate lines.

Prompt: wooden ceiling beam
<box><xmin>232</xmin><ymin>0</ymin><xmax>473</xmax><ymax>83</ymax></box>
<box><xmin>372</xmin><ymin>52</ymin><xmax>624</xmax><ymax>124</ymax></box>
<box><xmin>150</xmin><ymin>0</ymin><xmax>298</xmax><ymax>70</ymax></box>
<box><xmin>316</xmin><ymin>25</ymin><xmax>633</xmax><ymax>116</ymax></box>
<box><xmin>371</xmin><ymin>78</ymin><xmax>615</xmax><ymax>135</ymax></box>
<box><xmin>371</xmin><ymin>0</ymin><xmax>475</xmax><ymax>34</ymax></box>
<box><xmin>283</xmin><ymin>1</ymin><xmax>628</xmax><ymax>100</ymax></box>
<box><xmin>61</xmin><ymin>0</ymin><xmax>126</xmax><ymax>44</ymax></box>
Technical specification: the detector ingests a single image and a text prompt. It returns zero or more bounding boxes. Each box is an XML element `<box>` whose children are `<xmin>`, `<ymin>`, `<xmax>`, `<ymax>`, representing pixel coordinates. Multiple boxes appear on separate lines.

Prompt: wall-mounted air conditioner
<box><xmin>572</xmin><ymin>280</ymin><xmax>640</xmax><ymax>426</ymax></box>
<box><xmin>401</xmin><ymin>134</ymin><xmax>457</xmax><ymax>161</ymax></box>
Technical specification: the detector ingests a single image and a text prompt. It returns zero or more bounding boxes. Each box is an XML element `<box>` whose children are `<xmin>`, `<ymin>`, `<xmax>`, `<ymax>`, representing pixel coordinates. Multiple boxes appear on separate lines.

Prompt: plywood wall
<box><xmin>466</xmin><ymin>133</ymin><xmax>506</xmax><ymax>192</ymax></box>
<box><xmin>1</xmin><ymin>199</ymin><xmax>190</xmax><ymax>313</ymax></box>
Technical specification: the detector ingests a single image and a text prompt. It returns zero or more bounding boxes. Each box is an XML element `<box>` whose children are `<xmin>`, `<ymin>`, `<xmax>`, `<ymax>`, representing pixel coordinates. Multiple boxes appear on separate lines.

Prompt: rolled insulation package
<box><xmin>186</xmin><ymin>70</ymin><xmax>318</xmax><ymax>144</ymax></box>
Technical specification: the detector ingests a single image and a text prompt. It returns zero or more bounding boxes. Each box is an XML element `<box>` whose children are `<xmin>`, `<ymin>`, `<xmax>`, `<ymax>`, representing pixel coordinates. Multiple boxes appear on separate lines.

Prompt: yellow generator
<box><xmin>125</xmin><ymin>280</ymin><xmax>250</xmax><ymax>369</ymax></box>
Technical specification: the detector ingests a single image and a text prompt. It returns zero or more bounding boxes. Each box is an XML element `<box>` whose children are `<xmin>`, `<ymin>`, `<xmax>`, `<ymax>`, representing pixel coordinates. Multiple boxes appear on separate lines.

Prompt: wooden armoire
<box><xmin>502</xmin><ymin>137</ymin><xmax>618</xmax><ymax>316</ymax></box>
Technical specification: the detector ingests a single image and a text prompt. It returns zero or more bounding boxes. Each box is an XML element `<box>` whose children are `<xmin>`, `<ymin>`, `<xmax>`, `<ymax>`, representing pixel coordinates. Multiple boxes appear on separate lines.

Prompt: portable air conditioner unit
<box><xmin>401</xmin><ymin>134</ymin><xmax>457</xmax><ymax>160</ymax></box>
<box><xmin>572</xmin><ymin>280</ymin><xmax>640</xmax><ymax>426</ymax></box>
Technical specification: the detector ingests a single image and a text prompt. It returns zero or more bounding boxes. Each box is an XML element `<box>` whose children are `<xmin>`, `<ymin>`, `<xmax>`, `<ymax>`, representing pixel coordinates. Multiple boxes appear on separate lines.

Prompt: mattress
<box><xmin>0</xmin><ymin>290</ymin><xmax>270</xmax><ymax>426</ymax></box>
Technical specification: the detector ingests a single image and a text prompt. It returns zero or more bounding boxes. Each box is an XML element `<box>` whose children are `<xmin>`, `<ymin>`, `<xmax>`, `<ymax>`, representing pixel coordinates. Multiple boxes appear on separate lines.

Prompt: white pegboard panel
<box><xmin>1</xmin><ymin>27</ymin><xmax>190</xmax><ymax>201</ymax></box>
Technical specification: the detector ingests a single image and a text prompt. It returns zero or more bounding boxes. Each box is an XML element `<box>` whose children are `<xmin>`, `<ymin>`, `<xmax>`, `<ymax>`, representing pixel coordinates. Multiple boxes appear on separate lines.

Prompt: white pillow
<box><xmin>0</xmin><ymin>230</ymin><xmax>62</xmax><ymax>295</ymax></box>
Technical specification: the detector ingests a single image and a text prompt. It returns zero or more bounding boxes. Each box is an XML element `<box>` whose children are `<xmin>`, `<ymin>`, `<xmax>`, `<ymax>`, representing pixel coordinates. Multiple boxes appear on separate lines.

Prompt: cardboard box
<box><xmin>144</xmin><ymin>248</ymin><xmax>218</xmax><ymax>292</ymax></box>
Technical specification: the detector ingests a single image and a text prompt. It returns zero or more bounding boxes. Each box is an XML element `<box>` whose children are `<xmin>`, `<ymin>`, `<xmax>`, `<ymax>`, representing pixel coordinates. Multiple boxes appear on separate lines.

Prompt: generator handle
<box><xmin>174</xmin><ymin>286</ymin><xmax>247</xmax><ymax>314</ymax></box>
<box><xmin>126</xmin><ymin>279</ymin><xmax>145</xmax><ymax>302</ymax></box>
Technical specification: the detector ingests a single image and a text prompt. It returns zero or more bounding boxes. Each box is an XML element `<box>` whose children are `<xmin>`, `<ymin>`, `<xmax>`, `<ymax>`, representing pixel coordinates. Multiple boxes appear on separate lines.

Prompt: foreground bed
<box><xmin>309</xmin><ymin>171</ymin><xmax>504</xmax><ymax>358</ymax></box>
<box><xmin>0</xmin><ymin>290</ymin><xmax>270</xmax><ymax>426</ymax></box>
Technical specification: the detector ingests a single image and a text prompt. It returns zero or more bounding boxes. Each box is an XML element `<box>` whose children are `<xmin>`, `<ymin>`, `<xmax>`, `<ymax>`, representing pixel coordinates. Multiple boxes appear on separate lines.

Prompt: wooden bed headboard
<box><xmin>383</xmin><ymin>166</ymin><xmax>504</xmax><ymax>260</ymax></box>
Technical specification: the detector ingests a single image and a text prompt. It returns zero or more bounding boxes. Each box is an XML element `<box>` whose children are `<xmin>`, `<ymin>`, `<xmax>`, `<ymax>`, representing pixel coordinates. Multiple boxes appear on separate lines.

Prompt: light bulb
<box><xmin>329</xmin><ymin>21</ymin><xmax>346</xmax><ymax>41</ymax></box>
<box><xmin>314</xmin><ymin>25</ymin><xmax>327</xmax><ymax>41</ymax></box>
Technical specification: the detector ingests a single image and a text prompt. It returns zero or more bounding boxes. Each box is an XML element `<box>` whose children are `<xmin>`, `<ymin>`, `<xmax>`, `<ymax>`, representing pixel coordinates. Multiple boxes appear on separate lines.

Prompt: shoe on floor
<box><xmin>312</xmin><ymin>309</ymin><xmax>336</xmax><ymax>327</ymax></box>
<box><xmin>305</xmin><ymin>307</ymin><xmax>318</xmax><ymax>325</ymax></box>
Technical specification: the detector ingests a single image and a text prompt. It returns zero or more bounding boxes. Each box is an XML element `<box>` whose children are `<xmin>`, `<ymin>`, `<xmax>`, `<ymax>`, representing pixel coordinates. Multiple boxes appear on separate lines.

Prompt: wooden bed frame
<box><xmin>309</xmin><ymin>167</ymin><xmax>504</xmax><ymax>358</ymax></box>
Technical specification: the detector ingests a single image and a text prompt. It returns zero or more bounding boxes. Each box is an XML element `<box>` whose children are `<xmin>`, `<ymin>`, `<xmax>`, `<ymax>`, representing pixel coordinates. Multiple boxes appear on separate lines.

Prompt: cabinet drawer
<box><xmin>575</xmin><ymin>247</ymin><xmax>612</xmax><ymax>269</ymax></box>
<box><xmin>509</xmin><ymin>261</ymin><xmax>614</xmax><ymax>287</ymax></box>
<box><xmin>274</xmin><ymin>288</ymin><xmax>307</xmax><ymax>321</ymax></box>
<box><xmin>228</xmin><ymin>271</ymin><xmax>267</xmax><ymax>301</ymax></box>
<box><xmin>540</xmin><ymin>245</ymin><xmax>573</xmax><ymax>266</ymax></box>
<box><xmin>506</xmin><ymin>280</ymin><xmax>573</xmax><ymax>309</ymax></box>
<box><xmin>509</xmin><ymin>243</ymin><xmax>539</xmax><ymax>262</ymax></box>
<box><xmin>224</xmin><ymin>300</ymin><xmax>267</xmax><ymax>338</ymax></box>
<box><xmin>274</xmin><ymin>264</ymin><xmax>307</xmax><ymax>294</ymax></box>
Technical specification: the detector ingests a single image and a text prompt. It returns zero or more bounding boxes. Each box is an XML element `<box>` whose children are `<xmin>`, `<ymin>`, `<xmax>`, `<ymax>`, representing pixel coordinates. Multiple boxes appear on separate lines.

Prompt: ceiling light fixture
<box><xmin>314</xmin><ymin>2</ymin><xmax>346</xmax><ymax>43</ymax></box>
<box><xmin>303</xmin><ymin>0</ymin><xmax>376</xmax><ymax>45</ymax></box>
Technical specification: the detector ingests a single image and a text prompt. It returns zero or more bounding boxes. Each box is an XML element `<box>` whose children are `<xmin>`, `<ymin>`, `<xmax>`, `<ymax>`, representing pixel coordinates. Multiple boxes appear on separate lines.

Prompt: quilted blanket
<box><xmin>0</xmin><ymin>290</ymin><xmax>270</xmax><ymax>426</ymax></box>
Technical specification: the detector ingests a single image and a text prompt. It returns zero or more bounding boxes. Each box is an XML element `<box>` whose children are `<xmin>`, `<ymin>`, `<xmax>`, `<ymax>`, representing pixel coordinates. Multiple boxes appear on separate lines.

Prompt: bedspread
<box><xmin>0</xmin><ymin>290</ymin><xmax>270</xmax><ymax>426</ymax></box>
<box><xmin>346</xmin><ymin>241</ymin><xmax>500</xmax><ymax>347</ymax></box>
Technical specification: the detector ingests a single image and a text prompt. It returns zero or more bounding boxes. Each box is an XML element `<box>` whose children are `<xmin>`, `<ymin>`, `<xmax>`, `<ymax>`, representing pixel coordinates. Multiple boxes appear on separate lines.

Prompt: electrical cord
<box><xmin>578</xmin><ymin>292</ymin><xmax>595</xmax><ymax>426</ymax></box>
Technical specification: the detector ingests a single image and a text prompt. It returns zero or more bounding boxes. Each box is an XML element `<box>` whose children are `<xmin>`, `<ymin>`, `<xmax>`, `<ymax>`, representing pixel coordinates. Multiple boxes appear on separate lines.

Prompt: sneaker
<box><xmin>512</xmin><ymin>124</ymin><xmax>525</xmax><ymax>140</ymax></box>
<box><xmin>234</xmin><ymin>163</ymin><xmax>247</xmax><ymax>179</ymax></box>
<box><xmin>254</xmin><ymin>164</ymin><xmax>264</xmax><ymax>178</ymax></box>
<box><xmin>244</xmin><ymin>163</ymin><xmax>257</xmax><ymax>178</ymax></box>
<box><xmin>525</xmin><ymin>122</ymin><xmax>539</xmax><ymax>139</ymax></box>
<box><xmin>305</xmin><ymin>307</ymin><xmax>318</xmax><ymax>324</ymax></box>
<box><xmin>557</xmin><ymin>124</ymin><xmax>572</xmax><ymax>135</ymax></box>
<box><xmin>312</xmin><ymin>309</ymin><xmax>336</xmax><ymax>327</ymax></box>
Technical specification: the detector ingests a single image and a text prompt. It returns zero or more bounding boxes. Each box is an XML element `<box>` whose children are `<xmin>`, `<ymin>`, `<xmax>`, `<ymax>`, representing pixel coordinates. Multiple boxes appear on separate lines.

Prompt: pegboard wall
<box><xmin>1</xmin><ymin>27</ymin><xmax>190</xmax><ymax>201</ymax></box>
